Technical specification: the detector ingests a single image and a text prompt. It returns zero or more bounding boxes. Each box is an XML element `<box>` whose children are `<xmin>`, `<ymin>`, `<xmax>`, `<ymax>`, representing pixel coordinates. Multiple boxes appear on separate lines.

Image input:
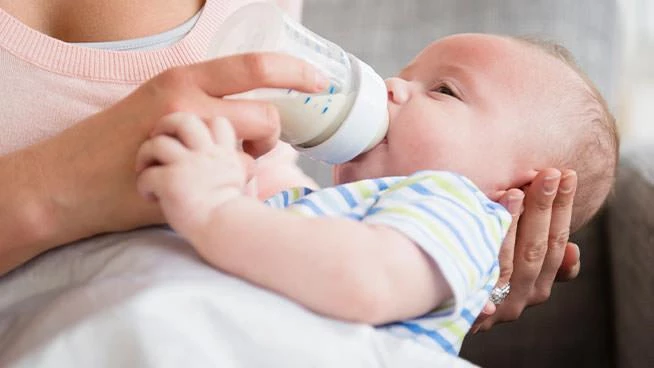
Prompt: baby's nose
<box><xmin>385</xmin><ymin>77</ymin><xmax>409</xmax><ymax>104</ymax></box>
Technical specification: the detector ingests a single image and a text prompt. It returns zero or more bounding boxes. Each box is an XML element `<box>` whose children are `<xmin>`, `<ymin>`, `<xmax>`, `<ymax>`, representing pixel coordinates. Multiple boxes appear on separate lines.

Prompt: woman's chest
<box><xmin>0</xmin><ymin>0</ymin><xmax>205</xmax><ymax>42</ymax></box>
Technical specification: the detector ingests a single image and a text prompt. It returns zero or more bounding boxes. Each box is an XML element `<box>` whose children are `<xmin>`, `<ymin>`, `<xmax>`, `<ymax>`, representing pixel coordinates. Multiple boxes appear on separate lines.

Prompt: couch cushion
<box><xmin>608</xmin><ymin>145</ymin><xmax>654</xmax><ymax>368</ymax></box>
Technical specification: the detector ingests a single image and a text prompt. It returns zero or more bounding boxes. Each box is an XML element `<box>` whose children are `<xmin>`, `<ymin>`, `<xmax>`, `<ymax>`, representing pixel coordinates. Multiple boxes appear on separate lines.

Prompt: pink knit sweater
<box><xmin>0</xmin><ymin>0</ymin><xmax>315</xmax><ymax>197</ymax></box>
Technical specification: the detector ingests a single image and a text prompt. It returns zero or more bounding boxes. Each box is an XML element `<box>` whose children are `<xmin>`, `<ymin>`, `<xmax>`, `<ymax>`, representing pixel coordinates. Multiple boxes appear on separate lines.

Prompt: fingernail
<box><xmin>508</xmin><ymin>193</ymin><xmax>524</xmax><ymax>214</ymax></box>
<box><xmin>572</xmin><ymin>242</ymin><xmax>580</xmax><ymax>260</ymax></box>
<box><xmin>559</xmin><ymin>172</ymin><xmax>577</xmax><ymax>194</ymax></box>
<box><xmin>543</xmin><ymin>174</ymin><xmax>561</xmax><ymax>195</ymax></box>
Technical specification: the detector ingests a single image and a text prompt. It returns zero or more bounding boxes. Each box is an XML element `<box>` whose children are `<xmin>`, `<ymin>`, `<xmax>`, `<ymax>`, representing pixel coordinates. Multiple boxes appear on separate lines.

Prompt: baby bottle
<box><xmin>206</xmin><ymin>1</ymin><xmax>389</xmax><ymax>164</ymax></box>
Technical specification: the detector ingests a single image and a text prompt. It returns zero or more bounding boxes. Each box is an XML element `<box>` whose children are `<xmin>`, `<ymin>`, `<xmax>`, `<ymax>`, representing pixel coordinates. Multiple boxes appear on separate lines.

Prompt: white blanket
<box><xmin>0</xmin><ymin>228</ymin><xmax>475</xmax><ymax>367</ymax></box>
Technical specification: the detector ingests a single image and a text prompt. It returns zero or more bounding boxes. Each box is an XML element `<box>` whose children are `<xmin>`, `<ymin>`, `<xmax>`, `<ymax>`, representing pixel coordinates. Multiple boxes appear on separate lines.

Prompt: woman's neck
<box><xmin>0</xmin><ymin>0</ymin><xmax>205</xmax><ymax>42</ymax></box>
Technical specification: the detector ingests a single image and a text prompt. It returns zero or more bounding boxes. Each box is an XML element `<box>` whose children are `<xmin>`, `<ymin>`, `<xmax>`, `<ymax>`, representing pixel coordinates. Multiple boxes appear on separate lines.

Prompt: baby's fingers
<box><xmin>136</xmin><ymin>166</ymin><xmax>165</xmax><ymax>201</ymax></box>
<box><xmin>151</xmin><ymin>112</ymin><xmax>214</xmax><ymax>151</ymax></box>
<box><xmin>135</xmin><ymin>135</ymin><xmax>188</xmax><ymax>173</ymax></box>
<box><xmin>206</xmin><ymin>117</ymin><xmax>238</xmax><ymax>148</ymax></box>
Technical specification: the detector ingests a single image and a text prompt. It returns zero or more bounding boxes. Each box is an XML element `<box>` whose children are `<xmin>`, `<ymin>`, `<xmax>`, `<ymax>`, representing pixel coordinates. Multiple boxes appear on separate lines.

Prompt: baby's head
<box><xmin>334</xmin><ymin>33</ymin><xmax>618</xmax><ymax>232</ymax></box>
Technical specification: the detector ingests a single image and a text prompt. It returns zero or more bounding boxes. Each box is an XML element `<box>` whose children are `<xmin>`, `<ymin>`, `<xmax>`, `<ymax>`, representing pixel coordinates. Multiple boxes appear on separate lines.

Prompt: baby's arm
<box><xmin>191</xmin><ymin>196</ymin><xmax>451</xmax><ymax>324</ymax></box>
<box><xmin>136</xmin><ymin>113</ymin><xmax>451</xmax><ymax>324</ymax></box>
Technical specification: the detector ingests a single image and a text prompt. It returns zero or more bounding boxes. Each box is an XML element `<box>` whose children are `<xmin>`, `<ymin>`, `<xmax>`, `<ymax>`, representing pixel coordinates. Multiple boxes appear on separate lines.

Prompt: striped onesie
<box><xmin>265</xmin><ymin>170</ymin><xmax>512</xmax><ymax>355</ymax></box>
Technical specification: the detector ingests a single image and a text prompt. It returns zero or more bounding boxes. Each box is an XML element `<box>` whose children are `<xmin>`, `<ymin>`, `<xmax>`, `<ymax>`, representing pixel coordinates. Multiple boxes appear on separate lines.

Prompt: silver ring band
<box><xmin>489</xmin><ymin>283</ymin><xmax>511</xmax><ymax>305</ymax></box>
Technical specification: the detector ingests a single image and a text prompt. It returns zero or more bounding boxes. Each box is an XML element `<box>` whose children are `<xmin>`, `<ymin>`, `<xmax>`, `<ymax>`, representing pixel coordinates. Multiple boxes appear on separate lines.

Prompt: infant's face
<box><xmin>335</xmin><ymin>34</ymin><xmax>570</xmax><ymax>198</ymax></box>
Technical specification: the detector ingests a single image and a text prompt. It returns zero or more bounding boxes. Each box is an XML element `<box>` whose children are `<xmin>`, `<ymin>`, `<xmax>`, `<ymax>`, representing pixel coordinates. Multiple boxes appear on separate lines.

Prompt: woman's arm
<box><xmin>0</xmin><ymin>53</ymin><xmax>327</xmax><ymax>276</ymax></box>
<box><xmin>0</xmin><ymin>150</ymin><xmax>58</xmax><ymax>274</ymax></box>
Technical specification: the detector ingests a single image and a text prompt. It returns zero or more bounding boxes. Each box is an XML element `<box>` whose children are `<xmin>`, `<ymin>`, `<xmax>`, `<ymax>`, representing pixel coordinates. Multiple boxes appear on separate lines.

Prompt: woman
<box><xmin>0</xmin><ymin>0</ymin><xmax>579</xmax><ymax>358</ymax></box>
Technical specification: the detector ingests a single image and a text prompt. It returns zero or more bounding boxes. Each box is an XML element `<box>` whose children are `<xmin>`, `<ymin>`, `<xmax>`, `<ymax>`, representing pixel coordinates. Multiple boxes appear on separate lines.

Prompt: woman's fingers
<box><xmin>192</xmin><ymin>53</ymin><xmax>328</xmax><ymax>156</ymax></box>
<box><xmin>507</xmin><ymin>169</ymin><xmax>561</xmax><ymax>308</ymax></box>
<box><xmin>476</xmin><ymin>169</ymin><xmax>580</xmax><ymax>331</ymax></box>
<box><xmin>496</xmin><ymin>189</ymin><xmax>525</xmax><ymax>286</ymax></box>
<box><xmin>533</xmin><ymin>170</ymin><xmax>577</xmax><ymax>299</ymax></box>
<box><xmin>151</xmin><ymin>53</ymin><xmax>329</xmax><ymax>158</ymax></box>
<box><xmin>196</xmin><ymin>95</ymin><xmax>281</xmax><ymax>158</ymax></box>
<box><xmin>192</xmin><ymin>52</ymin><xmax>329</xmax><ymax>97</ymax></box>
<box><xmin>472</xmin><ymin>189</ymin><xmax>523</xmax><ymax>332</ymax></box>
<box><xmin>556</xmin><ymin>242</ymin><xmax>581</xmax><ymax>281</ymax></box>
<box><xmin>471</xmin><ymin>302</ymin><xmax>496</xmax><ymax>333</ymax></box>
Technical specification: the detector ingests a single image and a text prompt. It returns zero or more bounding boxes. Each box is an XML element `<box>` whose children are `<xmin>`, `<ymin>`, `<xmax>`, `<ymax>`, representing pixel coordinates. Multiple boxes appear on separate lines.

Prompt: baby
<box><xmin>134</xmin><ymin>33</ymin><xmax>618</xmax><ymax>355</ymax></box>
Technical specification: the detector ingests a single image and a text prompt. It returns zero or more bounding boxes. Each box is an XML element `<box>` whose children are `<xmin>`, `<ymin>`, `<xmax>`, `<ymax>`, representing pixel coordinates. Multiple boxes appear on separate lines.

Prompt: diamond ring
<box><xmin>489</xmin><ymin>283</ymin><xmax>511</xmax><ymax>305</ymax></box>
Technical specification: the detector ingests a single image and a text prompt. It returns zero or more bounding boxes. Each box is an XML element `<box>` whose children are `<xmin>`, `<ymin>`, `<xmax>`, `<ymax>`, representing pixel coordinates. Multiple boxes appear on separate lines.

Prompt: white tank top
<box><xmin>74</xmin><ymin>10</ymin><xmax>202</xmax><ymax>51</ymax></box>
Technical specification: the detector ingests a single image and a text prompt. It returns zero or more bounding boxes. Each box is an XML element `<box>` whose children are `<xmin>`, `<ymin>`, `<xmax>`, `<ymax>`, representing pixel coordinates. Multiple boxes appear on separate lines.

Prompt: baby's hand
<box><xmin>135</xmin><ymin>112</ymin><xmax>250</xmax><ymax>238</ymax></box>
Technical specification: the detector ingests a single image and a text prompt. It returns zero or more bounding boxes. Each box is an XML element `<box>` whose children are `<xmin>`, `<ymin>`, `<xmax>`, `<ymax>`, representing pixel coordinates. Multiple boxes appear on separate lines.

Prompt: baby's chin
<box><xmin>333</xmin><ymin>140</ymin><xmax>390</xmax><ymax>184</ymax></box>
<box><xmin>332</xmin><ymin>163</ymin><xmax>356</xmax><ymax>185</ymax></box>
<box><xmin>333</xmin><ymin>161</ymin><xmax>373</xmax><ymax>185</ymax></box>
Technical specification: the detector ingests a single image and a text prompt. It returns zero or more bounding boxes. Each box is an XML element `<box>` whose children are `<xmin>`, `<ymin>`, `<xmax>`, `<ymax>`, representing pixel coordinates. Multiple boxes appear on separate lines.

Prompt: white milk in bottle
<box><xmin>207</xmin><ymin>2</ymin><xmax>389</xmax><ymax>164</ymax></box>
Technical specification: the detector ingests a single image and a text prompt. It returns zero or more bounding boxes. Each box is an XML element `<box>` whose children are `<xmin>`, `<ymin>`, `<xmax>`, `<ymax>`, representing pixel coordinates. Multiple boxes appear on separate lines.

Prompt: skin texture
<box><xmin>0</xmin><ymin>0</ymin><xmax>579</xmax><ymax>330</ymax></box>
<box><xmin>335</xmin><ymin>34</ymin><xmax>579</xmax><ymax>198</ymax></box>
<box><xmin>136</xmin><ymin>114</ymin><xmax>451</xmax><ymax>324</ymax></box>
<box><xmin>136</xmin><ymin>34</ymin><xmax>583</xmax><ymax>327</ymax></box>
<box><xmin>0</xmin><ymin>0</ymin><xmax>315</xmax><ymax>275</ymax></box>
<box><xmin>339</xmin><ymin>34</ymin><xmax>582</xmax><ymax>329</ymax></box>
<box><xmin>0</xmin><ymin>0</ymin><xmax>205</xmax><ymax>42</ymax></box>
<box><xmin>0</xmin><ymin>49</ymin><xmax>328</xmax><ymax>275</ymax></box>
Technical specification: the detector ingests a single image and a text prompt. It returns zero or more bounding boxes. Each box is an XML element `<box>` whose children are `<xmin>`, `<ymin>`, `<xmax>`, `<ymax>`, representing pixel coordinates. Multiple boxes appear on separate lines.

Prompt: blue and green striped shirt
<box><xmin>265</xmin><ymin>170</ymin><xmax>511</xmax><ymax>355</ymax></box>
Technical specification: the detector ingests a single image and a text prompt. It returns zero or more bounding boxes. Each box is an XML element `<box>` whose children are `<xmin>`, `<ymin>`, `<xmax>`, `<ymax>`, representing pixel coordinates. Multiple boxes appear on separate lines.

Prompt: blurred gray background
<box><xmin>298</xmin><ymin>1</ymin><xmax>629</xmax><ymax>367</ymax></box>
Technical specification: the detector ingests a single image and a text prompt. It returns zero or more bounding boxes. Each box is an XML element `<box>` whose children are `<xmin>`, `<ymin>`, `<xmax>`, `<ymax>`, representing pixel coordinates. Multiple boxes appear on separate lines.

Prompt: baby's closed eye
<box><xmin>432</xmin><ymin>84</ymin><xmax>458</xmax><ymax>99</ymax></box>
